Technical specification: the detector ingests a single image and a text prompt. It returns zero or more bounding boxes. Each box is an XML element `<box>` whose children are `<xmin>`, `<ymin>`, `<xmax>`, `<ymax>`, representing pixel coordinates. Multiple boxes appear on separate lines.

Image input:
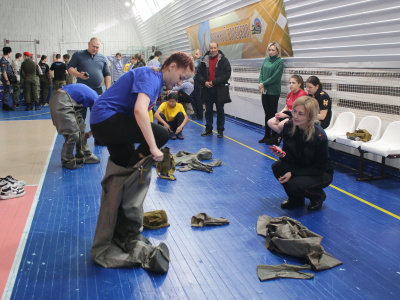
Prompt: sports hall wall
<box><xmin>130</xmin><ymin>0</ymin><xmax>400</xmax><ymax>168</ymax></box>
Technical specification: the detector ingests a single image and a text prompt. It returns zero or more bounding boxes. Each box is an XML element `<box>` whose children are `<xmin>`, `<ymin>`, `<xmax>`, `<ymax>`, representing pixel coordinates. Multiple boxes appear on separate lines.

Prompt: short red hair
<box><xmin>162</xmin><ymin>52</ymin><xmax>194</xmax><ymax>72</ymax></box>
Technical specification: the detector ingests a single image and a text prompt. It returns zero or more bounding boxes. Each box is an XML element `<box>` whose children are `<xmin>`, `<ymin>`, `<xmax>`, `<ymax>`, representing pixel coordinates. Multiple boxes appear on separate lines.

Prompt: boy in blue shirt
<box><xmin>49</xmin><ymin>83</ymin><xmax>100</xmax><ymax>169</ymax></box>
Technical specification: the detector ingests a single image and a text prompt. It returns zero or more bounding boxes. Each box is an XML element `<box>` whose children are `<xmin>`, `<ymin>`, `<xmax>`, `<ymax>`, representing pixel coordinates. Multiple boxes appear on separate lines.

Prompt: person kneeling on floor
<box><xmin>49</xmin><ymin>83</ymin><xmax>100</xmax><ymax>169</ymax></box>
<box><xmin>154</xmin><ymin>92</ymin><xmax>189</xmax><ymax>140</ymax></box>
<box><xmin>270</xmin><ymin>96</ymin><xmax>333</xmax><ymax>211</ymax></box>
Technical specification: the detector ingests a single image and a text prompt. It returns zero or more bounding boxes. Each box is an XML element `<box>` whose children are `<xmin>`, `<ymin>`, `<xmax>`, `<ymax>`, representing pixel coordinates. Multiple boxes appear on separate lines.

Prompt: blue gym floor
<box><xmin>2</xmin><ymin>106</ymin><xmax>400</xmax><ymax>300</ymax></box>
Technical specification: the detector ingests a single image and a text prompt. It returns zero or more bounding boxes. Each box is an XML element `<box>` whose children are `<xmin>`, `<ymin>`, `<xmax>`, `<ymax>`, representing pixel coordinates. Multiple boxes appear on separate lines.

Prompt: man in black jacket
<box><xmin>196</xmin><ymin>43</ymin><xmax>231</xmax><ymax>138</ymax></box>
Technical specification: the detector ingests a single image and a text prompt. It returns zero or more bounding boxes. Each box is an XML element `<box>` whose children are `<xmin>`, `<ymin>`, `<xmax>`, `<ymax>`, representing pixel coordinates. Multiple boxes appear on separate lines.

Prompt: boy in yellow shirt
<box><xmin>154</xmin><ymin>93</ymin><xmax>189</xmax><ymax>140</ymax></box>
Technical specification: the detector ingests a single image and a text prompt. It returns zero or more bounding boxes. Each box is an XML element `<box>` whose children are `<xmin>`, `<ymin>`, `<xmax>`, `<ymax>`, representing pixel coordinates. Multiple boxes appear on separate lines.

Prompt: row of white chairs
<box><xmin>324</xmin><ymin>112</ymin><xmax>400</xmax><ymax>181</ymax></box>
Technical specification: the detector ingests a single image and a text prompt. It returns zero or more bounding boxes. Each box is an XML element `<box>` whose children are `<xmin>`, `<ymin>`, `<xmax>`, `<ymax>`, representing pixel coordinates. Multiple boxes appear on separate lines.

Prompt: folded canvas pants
<box><xmin>257</xmin><ymin>263</ymin><xmax>314</xmax><ymax>281</ymax></box>
<box><xmin>91</xmin><ymin>156</ymin><xmax>170</xmax><ymax>273</ymax></box>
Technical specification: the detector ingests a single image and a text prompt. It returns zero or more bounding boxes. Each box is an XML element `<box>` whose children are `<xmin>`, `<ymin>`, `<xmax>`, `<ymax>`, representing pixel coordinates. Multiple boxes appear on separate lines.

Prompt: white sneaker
<box><xmin>3</xmin><ymin>175</ymin><xmax>26</xmax><ymax>187</ymax></box>
<box><xmin>0</xmin><ymin>183</ymin><xmax>25</xmax><ymax>200</ymax></box>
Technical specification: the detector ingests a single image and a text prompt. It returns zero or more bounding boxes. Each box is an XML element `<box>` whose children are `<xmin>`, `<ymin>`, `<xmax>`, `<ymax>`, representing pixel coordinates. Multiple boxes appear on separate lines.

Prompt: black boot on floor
<box><xmin>258</xmin><ymin>137</ymin><xmax>267</xmax><ymax>143</ymax></box>
<box><xmin>307</xmin><ymin>199</ymin><xmax>324</xmax><ymax>211</ymax></box>
<box><xmin>307</xmin><ymin>192</ymin><xmax>326</xmax><ymax>211</ymax></box>
<box><xmin>201</xmin><ymin>129</ymin><xmax>213</xmax><ymax>136</ymax></box>
<box><xmin>281</xmin><ymin>198</ymin><xmax>305</xmax><ymax>209</ymax></box>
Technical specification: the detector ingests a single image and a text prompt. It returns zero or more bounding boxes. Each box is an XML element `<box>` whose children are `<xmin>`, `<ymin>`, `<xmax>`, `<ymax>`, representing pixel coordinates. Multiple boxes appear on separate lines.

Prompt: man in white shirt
<box><xmin>147</xmin><ymin>50</ymin><xmax>162</xmax><ymax>67</ymax></box>
<box><xmin>107</xmin><ymin>52</ymin><xmax>130</xmax><ymax>82</ymax></box>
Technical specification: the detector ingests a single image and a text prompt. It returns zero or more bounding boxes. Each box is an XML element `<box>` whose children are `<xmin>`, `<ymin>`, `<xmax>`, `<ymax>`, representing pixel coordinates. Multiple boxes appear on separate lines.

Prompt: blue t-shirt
<box><xmin>61</xmin><ymin>83</ymin><xmax>98</xmax><ymax>107</ymax></box>
<box><xmin>90</xmin><ymin>67</ymin><xmax>164</xmax><ymax>124</ymax></box>
<box><xmin>68</xmin><ymin>50</ymin><xmax>111</xmax><ymax>89</ymax></box>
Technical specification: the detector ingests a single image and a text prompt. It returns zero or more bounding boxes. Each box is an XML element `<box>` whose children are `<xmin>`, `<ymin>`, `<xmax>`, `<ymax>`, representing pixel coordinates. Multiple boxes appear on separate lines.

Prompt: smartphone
<box><xmin>83</xmin><ymin>72</ymin><xmax>89</xmax><ymax>77</ymax></box>
<box><xmin>269</xmin><ymin>146</ymin><xmax>286</xmax><ymax>156</ymax></box>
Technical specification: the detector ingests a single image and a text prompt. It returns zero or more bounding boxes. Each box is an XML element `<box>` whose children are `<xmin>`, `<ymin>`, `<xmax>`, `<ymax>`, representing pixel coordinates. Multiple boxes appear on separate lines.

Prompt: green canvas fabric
<box><xmin>173</xmin><ymin>148</ymin><xmax>223</xmax><ymax>173</ymax></box>
<box><xmin>257</xmin><ymin>215</ymin><xmax>342</xmax><ymax>271</ymax></box>
<box><xmin>191</xmin><ymin>212</ymin><xmax>229</xmax><ymax>227</ymax></box>
<box><xmin>155</xmin><ymin>147</ymin><xmax>176</xmax><ymax>180</ymax></box>
<box><xmin>143</xmin><ymin>209</ymin><xmax>170</xmax><ymax>229</ymax></box>
<box><xmin>346</xmin><ymin>129</ymin><xmax>372</xmax><ymax>142</ymax></box>
<box><xmin>91</xmin><ymin>156</ymin><xmax>170</xmax><ymax>273</ymax></box>
<box><xmin>257</xmin><ymin>263</ymin><xmax>314</xmax><ymax>281</ymax></box>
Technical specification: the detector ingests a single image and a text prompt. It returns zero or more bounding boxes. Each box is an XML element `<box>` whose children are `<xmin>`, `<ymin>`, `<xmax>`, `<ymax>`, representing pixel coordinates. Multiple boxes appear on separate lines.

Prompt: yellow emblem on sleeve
<box><xmin>323</xmin><ymin>99</ymin><xmax>329</xmax><ymax>107</ymax></box>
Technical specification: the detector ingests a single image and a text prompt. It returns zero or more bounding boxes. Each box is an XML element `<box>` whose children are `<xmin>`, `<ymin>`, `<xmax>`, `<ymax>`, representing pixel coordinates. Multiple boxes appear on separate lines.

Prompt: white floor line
<box><xmin>1</xmin><ymin>132</ymin><xmax>58</xmax><ymax>300</ymax></box>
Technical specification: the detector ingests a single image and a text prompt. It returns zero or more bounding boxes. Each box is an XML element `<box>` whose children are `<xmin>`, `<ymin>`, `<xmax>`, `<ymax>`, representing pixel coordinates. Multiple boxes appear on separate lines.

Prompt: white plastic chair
<box><xmin>324</xmin><ymin>112</ymin><xmax>356</xmax><ymax>141</ymax></box>
<box><xmin>361</xmin><ymin>121</ymin><xmax>400</xmax><ymax>157</ymax></box>
<box><xmin>335</xmin><ymin>116</ymin><xmax>382</xmax><ymax>149</ymax></box>
<box><xmin>353</xmin><ymin>121</ymin><xmax>400</xmax><ymax>181</ymax></box>
<box><xmin>325</xmin><ymin>109</ymin><xmax>335</xmax><ymax>130</ymax></box>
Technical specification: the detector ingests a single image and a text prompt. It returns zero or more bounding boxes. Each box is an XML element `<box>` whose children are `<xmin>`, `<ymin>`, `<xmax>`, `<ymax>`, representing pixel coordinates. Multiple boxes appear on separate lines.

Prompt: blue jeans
<box><xmin>205</xmin><ymin>88</ymin><xmax>225</xmax><ymax>131</ymax></box>
<box><xmin>1</xmin><ymin>82</ymin><xmax>11</xmax><ymax>107</ymax></box>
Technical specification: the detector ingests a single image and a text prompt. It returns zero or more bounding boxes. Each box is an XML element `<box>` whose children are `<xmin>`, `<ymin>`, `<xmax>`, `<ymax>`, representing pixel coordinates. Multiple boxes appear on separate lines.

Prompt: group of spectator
<box><xmin>2</xmin><ymin>38</ymin><xmax>334</xmax><ymax>213</ymax></box>
<box><xmin>1</xmin><ymin>46</ymin><xmax>74</xmax><ymax>111</ymax></box>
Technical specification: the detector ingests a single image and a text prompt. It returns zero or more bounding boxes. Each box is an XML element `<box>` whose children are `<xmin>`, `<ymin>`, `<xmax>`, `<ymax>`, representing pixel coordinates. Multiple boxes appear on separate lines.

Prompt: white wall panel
<box><xmin>1</xmin><ymin>0</ymin><xmax>141</xmax><ymax>62</ymax></box>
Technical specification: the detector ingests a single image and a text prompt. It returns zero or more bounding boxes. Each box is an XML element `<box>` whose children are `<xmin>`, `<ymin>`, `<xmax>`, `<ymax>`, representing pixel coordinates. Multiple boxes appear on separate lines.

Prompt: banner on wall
<box><xmin>186</xmin><ymin>0</ymin><xmax>293</xmax><ymax>59</ymax></box>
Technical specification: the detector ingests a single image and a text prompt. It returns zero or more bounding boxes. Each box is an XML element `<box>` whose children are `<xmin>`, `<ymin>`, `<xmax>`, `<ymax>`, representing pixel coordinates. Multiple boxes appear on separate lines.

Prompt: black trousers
<box><xmin>91</xmin><ymin>113</ymin><xmax>169</xmax><ymax>167</ymax></box>
<box><xmin>159</xmin><ymin>112</ymin><xmax>184</xmax><ymax>133</ymax></box>
<box><xmin>191</xmin><ymin>81</ymin><xmax>203</xmax><ymax>118</ymax></box>
<box><xmin>272</xmin><ymin>160</ymin><xmax>333</xmax><ymax>203</ymax></box>
<box><xmin>177</xmin><ymin>91</ymin><xmax>192</xmax><ymax>104</ymax></box>
<box><xmin>262</xmin><ymin>94</ymin><xmax>280</xmax><ymax>138</ymax></box>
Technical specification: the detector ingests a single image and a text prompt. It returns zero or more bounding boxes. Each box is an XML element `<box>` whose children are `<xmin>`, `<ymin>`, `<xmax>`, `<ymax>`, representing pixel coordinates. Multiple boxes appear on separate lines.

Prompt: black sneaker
<box><xmin>13</xmin><ymin>104</ymin><xmax>21</xmax><ymax>108</ymax></box>
<box><xmin>192</xmin><ymin>115</ymin><xmax>203</xmax><ymax>120</ymax></box>
<box><xmin>35</xmin><ymin>106</ymin><xmax>41</xmax><ymax>110</ymax></box>
<box><xmin>201</xmin><ymin>129</ymin><xmax>213</xmax><ymax>136</ymax></box>
<box><xmin>3</xmin><ymin>105</ymin><xmax>14</xmax><ymax>111</ymax></box>
<box><xmin>217</xmin><ymin>130</ymin><xmax>224</xmax><ymax>138</ymax></box>
<box><xmin>169</xmin><ymin>131</ymin><xmax>177</xmax><ymax>140</ymax></box>
<box><xmin>0</xmin><ymin>183</ymin><xmax>25</xmax><ymax>200</ymax></box>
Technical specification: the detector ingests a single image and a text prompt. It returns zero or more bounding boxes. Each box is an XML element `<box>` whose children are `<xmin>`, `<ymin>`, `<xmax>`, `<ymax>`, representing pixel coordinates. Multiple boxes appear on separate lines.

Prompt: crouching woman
<box><xmin>270</xmin><ymin>96</ymin><xmax>334</xmax><ymax>211</ymax></box>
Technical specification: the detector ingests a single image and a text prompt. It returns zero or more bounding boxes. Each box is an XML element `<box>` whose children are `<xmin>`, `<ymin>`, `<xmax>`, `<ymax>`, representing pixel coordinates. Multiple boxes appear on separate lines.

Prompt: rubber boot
<box><xmin>91</xmin><ymin>156</ymin><xmax>170</xmax><ymax>273</ymax></box>
<box><xmin>61</xmin><ymin>134</ymin><xmax>79</xmax><ymax>169</ymax></box>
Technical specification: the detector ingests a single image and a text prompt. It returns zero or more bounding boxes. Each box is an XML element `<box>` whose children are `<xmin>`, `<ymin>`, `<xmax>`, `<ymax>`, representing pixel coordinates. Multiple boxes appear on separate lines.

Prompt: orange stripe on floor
<box><xmin>0</xmin><ymin>186</ymin><xmax>37</xmax><ymax>296</ymax></box>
